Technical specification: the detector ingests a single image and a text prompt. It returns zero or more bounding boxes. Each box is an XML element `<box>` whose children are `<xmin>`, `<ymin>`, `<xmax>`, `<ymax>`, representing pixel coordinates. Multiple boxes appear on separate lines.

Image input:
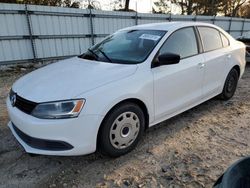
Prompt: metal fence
<box><xmin>0</xmin><ymin>3</ymin><xmax>250</xmax><ymax>65</ymax></box>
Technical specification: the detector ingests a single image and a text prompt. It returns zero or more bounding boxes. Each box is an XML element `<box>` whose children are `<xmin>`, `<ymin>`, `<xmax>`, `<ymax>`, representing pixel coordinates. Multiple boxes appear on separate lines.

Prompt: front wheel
<box><xmin>98</xmin><ymin>102</ymin><xmax>145</xmax><ymax>157</ymax></box>
<box><xmin>219</xmin><ymin>68</ymin><xmax>239</xmax><ymax>100</ymax></box>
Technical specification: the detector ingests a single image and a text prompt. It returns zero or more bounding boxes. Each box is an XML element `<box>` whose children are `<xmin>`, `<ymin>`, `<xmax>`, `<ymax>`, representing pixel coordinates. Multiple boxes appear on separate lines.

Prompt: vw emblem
<box><xmin>11</xmin><ymin>93</ymin><xmax>16</xmax><ymax>107</ymax></box>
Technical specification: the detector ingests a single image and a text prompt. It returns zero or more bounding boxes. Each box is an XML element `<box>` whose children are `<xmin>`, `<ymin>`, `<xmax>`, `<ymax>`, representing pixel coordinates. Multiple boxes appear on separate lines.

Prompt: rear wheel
<box><xmin>219</xmin><ymin>68</ymin><xmax>239</xmax><ymax>100</ymax></box>
<box><xmin>98</xmin><ymin>102</ymin><xmax>145</xmax><ymax>157</ymax></box>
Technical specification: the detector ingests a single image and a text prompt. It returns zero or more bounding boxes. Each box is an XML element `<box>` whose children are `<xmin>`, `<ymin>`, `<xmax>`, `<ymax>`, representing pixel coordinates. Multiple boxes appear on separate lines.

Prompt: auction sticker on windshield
<box><xmin>139</xmin><ymin>34</ymin><xmax>161</xmax><ymax>41</ymax></box>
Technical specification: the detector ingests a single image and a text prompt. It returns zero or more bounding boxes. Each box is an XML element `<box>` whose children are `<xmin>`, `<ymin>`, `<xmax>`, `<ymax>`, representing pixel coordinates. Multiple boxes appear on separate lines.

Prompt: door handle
<box><xmin>227</xmin><ymin>54</ymin><xmax>231</xmax><ymax>59</ymax></box>
<box><xmin>198</xmin><ymin>62</ymin><xmax>205</xmax><ymax>69</ymax></box>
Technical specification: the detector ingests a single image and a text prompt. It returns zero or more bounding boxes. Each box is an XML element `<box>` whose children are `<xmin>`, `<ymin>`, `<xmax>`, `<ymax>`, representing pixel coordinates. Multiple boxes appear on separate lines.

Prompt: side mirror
<box><xmin>155</xmin><ymin>53</ymin><xmax>180</xmax><ymax>67</ymax></box>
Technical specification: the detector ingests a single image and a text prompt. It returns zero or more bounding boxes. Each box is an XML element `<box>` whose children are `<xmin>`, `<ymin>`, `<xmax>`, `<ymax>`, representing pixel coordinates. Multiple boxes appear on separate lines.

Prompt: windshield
<box><xmin>79</xmin><ymin>30</ymin><xmax>166</xmax><ymax>64</ymax></box>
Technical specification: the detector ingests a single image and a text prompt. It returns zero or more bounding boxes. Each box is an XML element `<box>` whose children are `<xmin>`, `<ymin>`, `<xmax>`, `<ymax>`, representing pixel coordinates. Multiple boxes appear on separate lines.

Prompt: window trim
<box><xmin>151</xmin><ymin>26</ymin><xmax>200</xmax><ymax>68</ymax></box>
<box><xmin>194</xmin><ymin>26</ymin><xmax>204</xmax><ymax>53</ymax></box>
<box><xmin>196</xmin><ymin>26</ymin><xmax>226</xmax><ymax>54</ymax></box>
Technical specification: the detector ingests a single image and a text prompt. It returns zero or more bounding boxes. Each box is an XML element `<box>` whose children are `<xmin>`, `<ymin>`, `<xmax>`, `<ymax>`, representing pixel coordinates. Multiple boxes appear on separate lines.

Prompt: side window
<box><xmin>198</xmin><ymin>27</ymin><xmax>223</xmax><ymax>52</ymax></box>
<box><xmin>158</xmin><ymin>27</ymin><xmax>198</xmax><ymax>59</ymax></box>
<box><xmin>220</xmin><ymin>32</ymin><xmax>230</xmax><ymax>47</ymax></box>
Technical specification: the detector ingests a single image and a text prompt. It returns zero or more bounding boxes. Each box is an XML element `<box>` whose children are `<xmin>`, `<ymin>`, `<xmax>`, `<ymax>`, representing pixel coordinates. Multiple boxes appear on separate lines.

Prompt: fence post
<box><xmin>228</xmin><ymin>17</ymin><xmax>232</xmax><ymax>34</ymax></box>
<box><xmin>25</xmin><ymin>4</ymin><xmax>37</xmax><ymax>63</ymax></box>
<box><xmin>241</xmin><ymin>18</ymin><xmax>245</xmax><ymax>36</ymax></box>
<box><xmin>212</xmin><ymin>15</ymin><xmax>216</xmax><ymax>24</ymax></box>
<box><xmin>169</xmin><ymin>13</ymin><xmax>172</xmax><ymax>22</ymax></box>
<box><xmin>89</xmin><ymin>8</ymin><xmax>94</xmax><ymax>46</ymax></box>
<box><xmin>135</xmin><ymin>11</ymin><xmax>138</xmax><ymax>25</ymax></box>
<box><xmin>193</xmin><ymin>15</ymin><xmax>197</xmax><ymax>22</ymax></box>
<box><xmin>135</xmin><ymin>2</ymin><xmax>138</xmax><ymax>25</ymax></box>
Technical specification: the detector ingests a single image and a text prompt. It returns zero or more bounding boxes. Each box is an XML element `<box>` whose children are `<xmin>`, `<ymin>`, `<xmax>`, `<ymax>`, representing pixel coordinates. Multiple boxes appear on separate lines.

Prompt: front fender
<box><xmin>78</xmin><ymin>70</ymin><xmax>154</xmax><ymax>125</ymax></box>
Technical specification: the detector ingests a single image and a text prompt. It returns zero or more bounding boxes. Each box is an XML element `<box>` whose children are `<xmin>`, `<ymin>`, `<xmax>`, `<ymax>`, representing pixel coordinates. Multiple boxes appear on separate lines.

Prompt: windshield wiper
<box><xmin>87</xmin><ymin>48</ymin><xmax>99</xmax><ymax>59</ymax></box>
<box><xmin>98</xmin><ymin>49</ymin><xmax>112</xmax><ymax>63</ymax></box>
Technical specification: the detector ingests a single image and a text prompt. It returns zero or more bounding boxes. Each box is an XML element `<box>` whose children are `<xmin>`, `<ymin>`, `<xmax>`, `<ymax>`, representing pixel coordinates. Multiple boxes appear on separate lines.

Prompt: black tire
<box><xmin>98</xmin><ymin>102</ymin><xmax>145</xmax><ymax>157</ymax></box>
<box><xmin>219</xmin><ymin>68</ymin><xmax>239</xmax><ymax>100</ymax></box>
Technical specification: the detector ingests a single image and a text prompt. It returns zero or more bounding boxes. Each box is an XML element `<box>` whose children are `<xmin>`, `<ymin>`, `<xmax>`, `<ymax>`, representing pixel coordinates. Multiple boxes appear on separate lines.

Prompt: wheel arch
<box><xmin>96</xmin><ymin>98</ymin><xmax>150</xmax><ymax>148</ymax></box>
<box><xmin>221</xmin><ymin>64</ymin><xmax>240</xmax><ymax>90</ymax></box>
<box><xmin>232</xmin><ymin>64</ymin><xmax>240</xmax><ymax>78</ymax></box>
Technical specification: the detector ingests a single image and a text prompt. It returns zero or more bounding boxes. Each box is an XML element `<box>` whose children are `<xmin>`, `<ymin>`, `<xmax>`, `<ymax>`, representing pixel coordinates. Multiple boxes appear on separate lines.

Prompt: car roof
<box><xmin>121</xmin><ymin>21</ymin><xmax>219</xmax><ymax>31</ymax></box>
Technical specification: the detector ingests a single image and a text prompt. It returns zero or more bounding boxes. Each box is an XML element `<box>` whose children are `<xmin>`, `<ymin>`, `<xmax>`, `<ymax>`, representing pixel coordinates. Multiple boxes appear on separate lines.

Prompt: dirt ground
<box><xmin>0</xmin><ymin>64</ymin><xmax>250</xmax><ymax>188</ymax></box>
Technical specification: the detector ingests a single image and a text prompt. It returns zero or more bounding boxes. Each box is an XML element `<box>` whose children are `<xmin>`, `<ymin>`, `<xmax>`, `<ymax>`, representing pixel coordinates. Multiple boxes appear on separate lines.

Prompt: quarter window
<box><xmin>198</xmin><ymin>27</ymin><xmax>223</xmax><ymax>52</ymax></box>
<box><xmin>158</xmin><ymin>27</ymin><xmax>198</xmax><ymax>59</ymax></box>
<box><xmin>220</xmin><ymin>33</ymin><xmax>230</xmax><ymax>47</ymax></box>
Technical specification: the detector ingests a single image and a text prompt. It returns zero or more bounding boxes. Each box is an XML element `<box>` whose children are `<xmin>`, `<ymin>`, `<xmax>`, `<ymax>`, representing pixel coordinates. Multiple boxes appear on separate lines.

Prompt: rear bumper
<box><xmin>7</xmin><ymin>98</ymin><xmax>104</xmax><ymax>156</ymax></box>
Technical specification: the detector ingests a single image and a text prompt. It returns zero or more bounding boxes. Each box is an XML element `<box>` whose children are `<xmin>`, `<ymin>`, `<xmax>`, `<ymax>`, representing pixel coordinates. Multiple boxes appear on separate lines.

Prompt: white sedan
<box><xmin>7</xmin><ymin>22</ymin><xmax>246</xmax><ymax>157</ymax></box>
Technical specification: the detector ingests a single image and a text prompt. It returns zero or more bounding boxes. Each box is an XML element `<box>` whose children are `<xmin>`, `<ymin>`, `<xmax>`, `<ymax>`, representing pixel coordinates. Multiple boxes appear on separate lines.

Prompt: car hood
<box><xmin>12</xmin><ymin>57</ymin><xmax>137</xmax><ymax>102</ymax></box>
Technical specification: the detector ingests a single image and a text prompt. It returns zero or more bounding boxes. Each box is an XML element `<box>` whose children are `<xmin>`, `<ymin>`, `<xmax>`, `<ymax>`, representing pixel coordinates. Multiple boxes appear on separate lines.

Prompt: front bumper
<box><xmin>7</xmin><ymin>98</ymin><xmax>104</xmax><ymax>156</ymax></box>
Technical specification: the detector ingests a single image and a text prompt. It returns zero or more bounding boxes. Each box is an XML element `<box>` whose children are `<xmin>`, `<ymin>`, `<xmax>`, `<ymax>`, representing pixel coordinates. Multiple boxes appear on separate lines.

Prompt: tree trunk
<box><xmin>125</xmin><ymin>0</ymin><xmax>130</xmax><ymax>10</ymax></box>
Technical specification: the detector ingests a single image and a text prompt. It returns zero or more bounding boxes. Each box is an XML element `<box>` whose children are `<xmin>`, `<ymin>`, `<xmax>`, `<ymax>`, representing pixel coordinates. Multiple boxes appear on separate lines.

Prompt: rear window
<box><xmin>198</xmin><ymin>27</ymin><xmax>223</xmax><ymax>52</ymax></box>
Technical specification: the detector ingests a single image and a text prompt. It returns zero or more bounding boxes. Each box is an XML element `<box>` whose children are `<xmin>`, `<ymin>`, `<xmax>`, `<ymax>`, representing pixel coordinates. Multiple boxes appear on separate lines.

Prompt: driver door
<box><xmin>152</xmin><ymin>27</ymin><xmax>205</xmax><ymax>121</ymax></box>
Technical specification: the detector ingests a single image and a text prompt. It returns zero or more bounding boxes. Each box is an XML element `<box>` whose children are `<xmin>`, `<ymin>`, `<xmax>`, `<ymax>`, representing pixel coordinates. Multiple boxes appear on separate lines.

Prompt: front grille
<box><xmin>12</xmin><ymin>123</ymin><xmax>73</xmax><ymax>151</ymax></box>
<box><xmin>15</xmin><ymin>95</ymin><xmax>37</xmax><ymax>114</ymax></box>
<box><xmin>10</xmin><ymin>89</ymin><xmax>37</xmax><ymax>114</ymax></box>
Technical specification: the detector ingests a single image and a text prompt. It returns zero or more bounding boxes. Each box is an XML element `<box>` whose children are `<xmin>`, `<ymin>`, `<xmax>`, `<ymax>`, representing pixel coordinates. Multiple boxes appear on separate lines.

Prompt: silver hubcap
<box><xmin>109</xmin><ymin>112</ymin><xmax>140</xmax><ymax>149</ymax></box>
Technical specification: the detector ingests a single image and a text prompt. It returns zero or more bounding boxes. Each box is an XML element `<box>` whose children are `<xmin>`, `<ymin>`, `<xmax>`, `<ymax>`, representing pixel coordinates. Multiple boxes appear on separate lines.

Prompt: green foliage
<box><xmin>0</xmin><ymin>0</ymin><xmax>80</xmax><ymax>8</ymax></box>
<box><xmin>153</xmin><ymin>0</ymin><xmax>171</xmax><ymax>14</ymax></box>
<box><xmin>153</xmin><ymin>0</ymin><xmax>249</xmax><ymax>17</ymax></box>
<box><xmin>239</xmin><ymin>1</ymin><xmax>250</xmax><ymax>18</ymax></box>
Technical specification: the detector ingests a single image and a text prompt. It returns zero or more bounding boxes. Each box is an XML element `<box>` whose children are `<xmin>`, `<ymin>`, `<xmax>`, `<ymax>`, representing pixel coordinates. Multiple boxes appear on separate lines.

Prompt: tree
<box><xmin>0</xmin><ymin>0</ymin><xmax>81</xmax><ymax>8</ymax></box>
<box><xmin>24</xmin><ymin>0</ymin><xmax>63</xmax><ymax>6</ymax></box>
<box><xmin>63</xmin><ymin>0</ymin><xmax>80</xmax><ymax>8</ymax></box>
<box><xmin>238</xmin><ymin>1</ymin><xmax>250</xmax><ymax>18</ymax></box>
<box><xmin>194</xmin><ymin>0</ymin><xmax>224</xmax><ymax>15</ymax></box>
<box><xmin>174</xmin><ymin>0</ymin><xmax>198</xmax><ymax>15</ymax></box>
<box><xmin>221</xmin><ymin>0</ymin><xmax>247</xmax><ymax>17</ymax></box>
<box><xmin>153</xmin><ymin>0</ymin><xmax>171</xmax><ymax>14</ymax></box>
<box><xmin>112</xmin><ymin>0</ymin><xmax>123</xmax><ymax>10</ymax></box>
<box><xmin>112</xmin><ymin>0</ymin><xmax>134</xmax><ymax>11</ymax></box>
<box><xmin>153</xmin><ymin>0</ymin><xmax>198</xmax><ymax>15</ymax></box>
<box><xmin>81</xmin><ymin>0</ymin><xmax>101</xmax><ymax>9</ymax></box>
<box><xmin>152</xmin><ymin>0</ymin><xmax>248</xmax><ymax>16</ymax></box>
<box><xmin>124</xmin><ymin>0</ymin><xmax>130</xmax><ymax>11</ymax></box>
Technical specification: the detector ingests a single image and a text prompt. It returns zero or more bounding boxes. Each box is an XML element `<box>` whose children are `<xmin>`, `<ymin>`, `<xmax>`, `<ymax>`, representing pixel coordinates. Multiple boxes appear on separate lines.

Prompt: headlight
<box><xmin>31</xmin><ymin>99</ymin><xmax>85</xmax><ymax>119</ymax></box>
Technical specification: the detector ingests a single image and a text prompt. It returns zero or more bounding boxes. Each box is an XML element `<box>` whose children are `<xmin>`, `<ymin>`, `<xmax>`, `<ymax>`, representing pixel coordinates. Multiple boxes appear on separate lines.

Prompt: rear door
<box><xmin>197</xmin><ymin>26</ymin><xmax>228</xmax><ymax>98</ymax></box>
<box><xmin>152</xmin><ymin>27</ymin><xmax>205</xmax><ymax>120</ymax></box>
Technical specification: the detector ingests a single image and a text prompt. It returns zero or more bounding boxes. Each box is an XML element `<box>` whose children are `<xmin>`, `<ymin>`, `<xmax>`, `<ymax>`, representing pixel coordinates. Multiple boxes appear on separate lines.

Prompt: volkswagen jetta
<box><xmin>7</xmin><ymin>22</ymin><xmax>246</xmax><ymax>157</ymax></box>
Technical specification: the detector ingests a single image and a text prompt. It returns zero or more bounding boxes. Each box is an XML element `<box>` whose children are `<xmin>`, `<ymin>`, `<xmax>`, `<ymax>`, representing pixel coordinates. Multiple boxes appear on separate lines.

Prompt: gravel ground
<box><xmin>0</xmin><ymin>64</ymin><xmax>250</xmax><ymax>188</ymax></box>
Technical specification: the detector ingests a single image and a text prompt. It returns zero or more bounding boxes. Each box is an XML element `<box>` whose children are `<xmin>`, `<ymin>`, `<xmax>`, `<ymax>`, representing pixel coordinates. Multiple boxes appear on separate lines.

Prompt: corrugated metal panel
<box><xmin>196</xmin><ymin>15</ymin><xmax>213</xmax><ymax>23</ymax></box>
<box><xmin>172</xmin><ymin>14</ymin><xmax>195</xmax><ymax>21</ymax></box>
<box><xmin>0</xmin><ymin>3</ymin><xmax>250</xmax><ymax>64</ymax></box>
<box><xmin>218</xmin><ymin>17</ymin><xmax>232</xmax><ymax>32</ymax></box>
<box><xmin>93</xmin><ymin>10</ymin><xmax>135</xmax><ymax>34</ymax></box>
<box><xmin>0</xmin><ymin>39</ymin><xmax>33</xmax><ymax>62</ymax></box>
<box><xmin>230</xmin><ymin>18</ymin><xmax>244</xmax><ymax>37</ymax></box>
